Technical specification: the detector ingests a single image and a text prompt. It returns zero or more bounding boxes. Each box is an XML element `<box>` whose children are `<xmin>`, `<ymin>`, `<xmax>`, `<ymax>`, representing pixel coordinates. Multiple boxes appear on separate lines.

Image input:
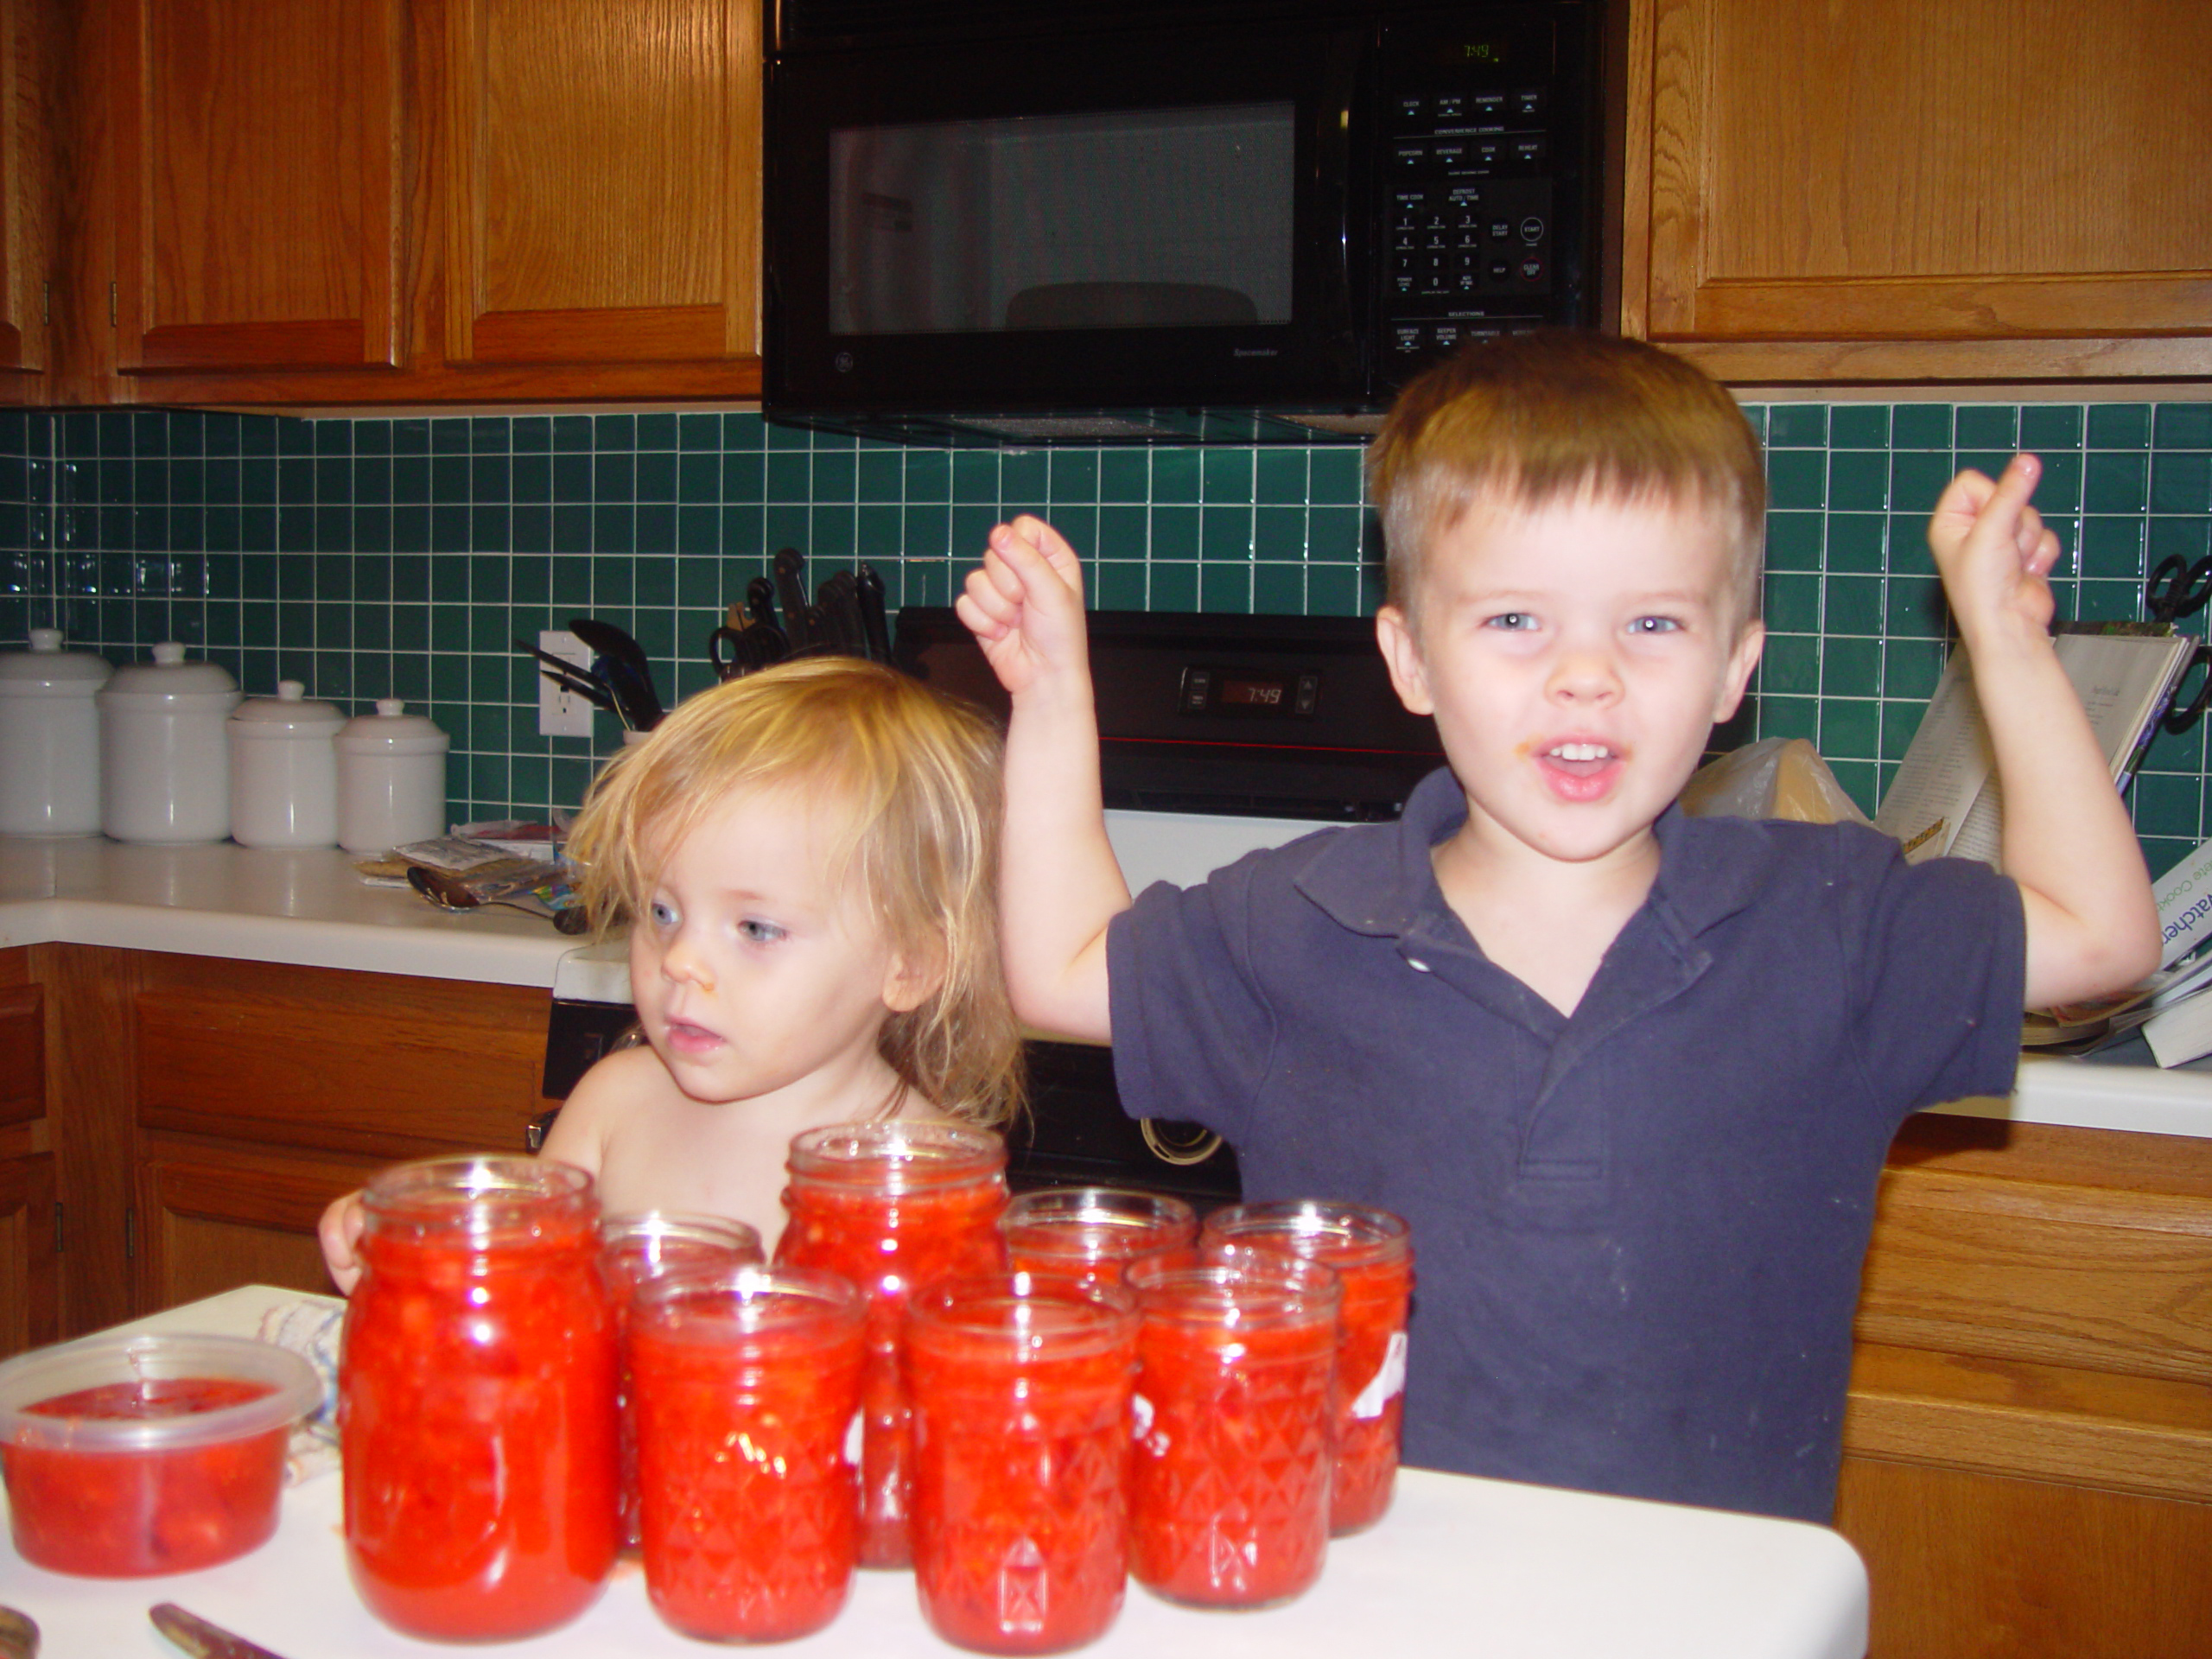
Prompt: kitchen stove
<box><xmin>543</xmin><ymin>607</ymin><xmax>1443</xmax><ymax>1205</ymax></box>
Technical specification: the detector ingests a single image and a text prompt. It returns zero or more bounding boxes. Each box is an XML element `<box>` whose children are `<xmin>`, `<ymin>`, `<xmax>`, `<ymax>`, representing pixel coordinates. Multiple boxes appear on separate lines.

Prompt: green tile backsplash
<box><xmin>3</xmin><ymin>401</ymin><xmax>2209</xmax><ymax>875</ymax></box>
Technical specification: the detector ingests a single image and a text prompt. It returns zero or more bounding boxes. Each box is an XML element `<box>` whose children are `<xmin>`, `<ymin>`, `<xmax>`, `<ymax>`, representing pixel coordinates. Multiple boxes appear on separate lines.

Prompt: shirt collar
<box><xmin>1294</xmin><ymin>765</ymin><xmax>1769</xmax><ymax>946</ymax></box>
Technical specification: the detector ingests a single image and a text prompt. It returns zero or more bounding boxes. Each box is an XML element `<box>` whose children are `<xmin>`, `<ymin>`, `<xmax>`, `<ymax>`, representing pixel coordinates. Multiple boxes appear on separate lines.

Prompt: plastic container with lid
<box><xmin>334</xmin><ymin>699</ymin><xmax>449</xmax><ymax>855</ymax></box>
<box><xmin>227</xmin><ymin>680</ymin><xmax>343</xmax><ymax>849</ymax></box>
<box><xmin>97</xmin><ymin>641</ymin><xmax>241</xmax><ymax>843</ymax></box>
<box><xmin>0</xmin><ymin>628</ymin><xmax>111</xmax><ymax>837</ymax></box>
<box><xmin>0</xmin><ymin>1332</ymin><xmax>321</xmax><ymax>1577</ymax></box>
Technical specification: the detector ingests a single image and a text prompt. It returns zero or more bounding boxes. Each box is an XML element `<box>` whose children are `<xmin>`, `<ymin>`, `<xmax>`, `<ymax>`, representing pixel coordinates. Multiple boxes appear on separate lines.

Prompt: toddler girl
<box><xmin>319</xmin><ymin>656</ymin><xmax>1021</xmax><ymax>1286</ymax></box>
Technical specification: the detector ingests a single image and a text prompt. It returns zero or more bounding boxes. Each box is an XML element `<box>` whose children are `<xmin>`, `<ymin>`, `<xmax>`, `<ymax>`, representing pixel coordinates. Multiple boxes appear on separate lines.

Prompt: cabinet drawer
<box><xmin>135</xmin><ymin>986</ymin><xmax>551</xmax><ymax>1159</ymax></box>
<box><xmin>0</xmin><ymin>984</ymin><xmax>41</xmax><ymax>1127</ymax></box>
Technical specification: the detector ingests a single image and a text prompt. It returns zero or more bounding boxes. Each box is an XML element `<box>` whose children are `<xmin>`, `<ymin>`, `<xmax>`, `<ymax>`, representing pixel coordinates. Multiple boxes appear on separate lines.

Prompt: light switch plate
<box><xmin>537</xmin><ymin>630</ymin><xmax>594</xmax><ymax>738</ymax></box>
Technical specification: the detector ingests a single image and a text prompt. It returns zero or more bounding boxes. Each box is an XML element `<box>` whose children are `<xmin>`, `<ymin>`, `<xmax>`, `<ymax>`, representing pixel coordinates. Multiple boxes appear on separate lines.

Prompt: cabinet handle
<box><xmin>124</xmin><ymin>1205</ymin><xmax>135</xmax><ymax>1260</ymax></box>
<box><xmin>52</xmin><ymin>1200</ymin><xmax>62</xmax><ymax>1255</ymax></box>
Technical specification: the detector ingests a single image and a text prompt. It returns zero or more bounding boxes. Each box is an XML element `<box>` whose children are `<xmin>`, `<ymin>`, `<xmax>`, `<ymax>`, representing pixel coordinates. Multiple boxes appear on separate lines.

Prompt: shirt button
<box><xmin>1407</xmin><ymin>958</ymin><xmax>1431</xmax><ymax>972</ymax></box>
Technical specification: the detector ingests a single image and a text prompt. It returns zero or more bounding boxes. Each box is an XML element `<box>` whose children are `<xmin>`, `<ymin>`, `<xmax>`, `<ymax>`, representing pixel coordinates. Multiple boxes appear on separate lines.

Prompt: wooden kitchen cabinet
<box><xmin>1838</xmin><ymin>1112</ymin><xmax>2212</xmax><ymax>1657</ymax></box>
<box><xmin>0</xmin><ymin>0</ymin><xmax>55</xmax><ymax>391</ymax></box>
<box><xmin>29</xmin><ymin>944</ymin><xmax>559</xmax><ymax>1332</ymax></box>
<box><xmin>0</xmin><ymin>953</ymin><xmax>58</xmax><ymax>1358</ymax></box>
<box><xmin>1622</xmin><ymin>0</ymin><xmax>2212</xmax><ymax>381</ymax></box>
<box><xmin>91</xmin><ymin>0</ymin><xmax>763</xmax><ymax>407</ymax></box>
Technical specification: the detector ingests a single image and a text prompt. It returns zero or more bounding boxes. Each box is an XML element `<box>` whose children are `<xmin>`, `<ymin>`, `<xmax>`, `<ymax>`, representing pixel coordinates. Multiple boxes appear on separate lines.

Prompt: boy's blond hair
<box><xmin>565</xmin><ymin>656</ymin><xmax>1021</xmax><ymax>1129</ymax></box>
<box><xmin>1367</xmin><ymin>329</ymin><xmax>1766</xmax><ymax>632</ymax></box>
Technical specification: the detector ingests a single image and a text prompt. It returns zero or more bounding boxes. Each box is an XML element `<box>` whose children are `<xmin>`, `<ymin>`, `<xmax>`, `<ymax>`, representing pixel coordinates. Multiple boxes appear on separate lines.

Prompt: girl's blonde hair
<box><xmin>565</xmin><ymin>656</ymin><xmax>1021</xmax><ymax>1129</ymax></box>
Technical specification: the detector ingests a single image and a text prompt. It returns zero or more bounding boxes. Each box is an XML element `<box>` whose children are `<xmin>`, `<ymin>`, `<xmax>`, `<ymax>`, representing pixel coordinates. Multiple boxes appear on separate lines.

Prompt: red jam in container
<box><xmin>905</xmin><ymin>1275</ymin><xmax>1139</xmax><ymax>1656</ymax></box>
<box><xmin>1123</xmin><ymin>1256</ymin><xmax>1340</xmax><ymax>1608</ymax></box>
<box><xmin>602</xmin><ymin>1211</ymin><xmax>764</xmax><ymax>1550</ymax></box>
<box><xmin>775</xmin><ymin>1121</ymin><xmax>1008</xmax><ymax>1568</ymax></box>
<box><xmin>999</xmin><ymin>1187</ymin><xmax>1197</xmax><ymax>1289</ymax></box>
<box><xmin>1203</xmin><ymin>1201</ymin><xmax>1414</xmax><ymax>1535</ymax></box>
<box><xmin>340</xmin><ymin>1156</ymin><xmax>618</xmax><ymax>1640</ymax></box>
<box><xmin>631</xmin><ymin>1267</ymin><xmax>868</xmax><ymax>1642</ymax></box>
<box><xmin>0</xmin><ymin>1334</ymin><xmax>319</xmax><ymax>1577</ymax></box>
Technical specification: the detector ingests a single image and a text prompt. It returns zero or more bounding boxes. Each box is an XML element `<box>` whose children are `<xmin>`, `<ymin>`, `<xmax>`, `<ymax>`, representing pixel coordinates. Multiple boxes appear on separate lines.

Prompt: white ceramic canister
<box><xmin>334</xmin><ymin>699</ymin><xmax>449</xmax><ymax>855</ymax></box>
<box><xmin>97</xmin><ymin>642</ymin><xmax>240</xmax><ymax>843</ymax></box>
<box><xmin>0</xmin><ymin>629</ymin><xmax>112</xmax><ymax>836</ymax></box>
<box><xmin>228</xmin><ymin>681</ymin><xmax>344</xmax><ymax>849</ymax></box>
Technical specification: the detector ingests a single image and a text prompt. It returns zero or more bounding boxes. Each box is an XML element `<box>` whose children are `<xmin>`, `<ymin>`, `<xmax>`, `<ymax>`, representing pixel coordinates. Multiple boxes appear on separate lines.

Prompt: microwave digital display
<box><xmin>830</xmin><ymin>103</ymin><xmax>1297</xmax><ymax>338</ymax></box>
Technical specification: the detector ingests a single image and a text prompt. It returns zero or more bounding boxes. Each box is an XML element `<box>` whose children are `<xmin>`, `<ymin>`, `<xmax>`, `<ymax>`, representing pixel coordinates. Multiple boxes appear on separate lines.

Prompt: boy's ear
<box><xmin>880</xmin><ymin>938</ymin><xmax>948</xmax><ymax>1016</ymax></box>
<box><xmin>1712</xmin><ymin>620</ymin><xmax>1765</xmax><ymax>722</ymax></box>
<box><xmin>1376</xmin><ymin>605</ymin><xmax>1436</xmax><ymax>716</ymax></box>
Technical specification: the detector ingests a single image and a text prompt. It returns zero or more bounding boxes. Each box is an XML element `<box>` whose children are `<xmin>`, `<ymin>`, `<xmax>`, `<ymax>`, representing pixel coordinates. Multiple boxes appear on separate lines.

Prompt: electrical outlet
<box><xmin>537</xmin><ymin>630</ymin><xmax>595</xmax><ymax>738</ymax></box>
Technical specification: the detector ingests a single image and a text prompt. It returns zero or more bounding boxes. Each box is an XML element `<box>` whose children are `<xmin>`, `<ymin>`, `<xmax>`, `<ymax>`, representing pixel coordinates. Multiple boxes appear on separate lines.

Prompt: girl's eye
<box><xmin>737</xmin><ymin>918</ymin><xmax>788</xmax><ymax>945</ymax></box>
<box><xmin>1484</xmin><ymin>611</ymin><xmax>1537</xmax><ymax>632</ymax></box>
<box><xmin>1629</xmin><ymin>615</ymin><xmax>1681</xmax><ymax>635</ymax></box>
<box><xmin>648</xmin><ymin>899</ymin><xmax>677</xmax><ymax>929</ymax></box>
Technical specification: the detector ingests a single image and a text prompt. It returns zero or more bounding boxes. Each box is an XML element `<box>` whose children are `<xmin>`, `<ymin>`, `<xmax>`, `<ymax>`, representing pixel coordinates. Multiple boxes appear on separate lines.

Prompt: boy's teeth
<box><xmin>1549</xmin><ymin>742</ymin><xmax>1611</xmax><ymax>761</ymax></box>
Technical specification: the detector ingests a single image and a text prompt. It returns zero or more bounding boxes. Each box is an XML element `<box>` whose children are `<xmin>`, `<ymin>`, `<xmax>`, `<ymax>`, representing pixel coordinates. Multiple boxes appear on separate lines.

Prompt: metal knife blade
<box><xmin>149</xmin><ymin>1603</ymin><xmax>291</xmax><ymax>1659</ymax></box>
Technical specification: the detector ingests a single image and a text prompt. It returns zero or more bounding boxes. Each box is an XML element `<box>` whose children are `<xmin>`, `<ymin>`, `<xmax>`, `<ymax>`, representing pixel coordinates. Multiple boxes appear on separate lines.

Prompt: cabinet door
<box><xmin>441</xmin><ymin>0</ymin><xmax>760</xmax><ymax>378</ymax></box>
<box><xmin>0</xmin><ymin>0</ymin><xmax>53</xmax><ymax>378</ymax></box>
<box><xmin>114</xmin><ymin>0</ymin><xmax>404</xmax><ymax>373</ymax></box>
<box><xmin>1627</xmin><ymin>0</ymin><xmax>2212</xmax><ymax>380</ymax></box>
<box><xmin>135</xmin><ymin>1146</ymin><xmax>363</xmax><ymax>1312</ymax></box>
<box><xmin>0</xmin><ymin>1154</ymin><xmax>58</xmax><ymax>1357</ymax></box>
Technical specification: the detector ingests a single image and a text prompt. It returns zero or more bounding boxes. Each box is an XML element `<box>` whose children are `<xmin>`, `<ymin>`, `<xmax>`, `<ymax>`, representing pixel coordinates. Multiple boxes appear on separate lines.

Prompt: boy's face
<box><xmin>628</xmin><ymin>786</ymin><xmax>938</xmax><ymax>1108</ymax></box>
<box><xmin>1376</xmin><ymin>489</ymin><xmax>1764</xmax><ymax>872</ymax></box>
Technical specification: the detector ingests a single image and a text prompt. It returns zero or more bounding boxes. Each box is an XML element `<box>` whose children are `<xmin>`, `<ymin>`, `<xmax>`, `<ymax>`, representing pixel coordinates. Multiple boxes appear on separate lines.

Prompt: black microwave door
<box><xmin>765</xmin><ymin>22</ymin><xmax>1370</xmax><ymax>412</ymax></box>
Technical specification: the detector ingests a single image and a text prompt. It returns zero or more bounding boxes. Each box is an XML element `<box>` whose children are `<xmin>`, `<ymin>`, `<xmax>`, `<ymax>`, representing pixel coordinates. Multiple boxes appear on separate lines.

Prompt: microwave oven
<box><xmin>763</xmin><ymin>0</ymin><xmax>1613</xmax><ymax>446</ymax></box>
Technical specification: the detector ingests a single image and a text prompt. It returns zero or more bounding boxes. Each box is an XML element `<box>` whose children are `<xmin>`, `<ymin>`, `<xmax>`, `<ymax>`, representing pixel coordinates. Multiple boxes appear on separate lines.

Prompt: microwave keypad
<box><xmin>1379</xmin><ymin>69</ymin><xmax>1560</xmax><ymax>378</ymax></box>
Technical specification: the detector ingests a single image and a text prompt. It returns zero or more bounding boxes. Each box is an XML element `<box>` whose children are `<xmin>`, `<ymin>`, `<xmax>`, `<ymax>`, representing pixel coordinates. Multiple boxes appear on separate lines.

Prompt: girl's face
<box><xmin>627</xmin><ymin>785</ymin><xmax>938</xmax><ymax>1109</ymax></box>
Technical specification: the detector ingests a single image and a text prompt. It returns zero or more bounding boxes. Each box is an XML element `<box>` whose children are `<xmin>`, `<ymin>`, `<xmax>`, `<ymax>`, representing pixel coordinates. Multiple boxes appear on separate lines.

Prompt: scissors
<box><xmin>2145</xmin><ymin>554</ymin><xmax>2212</xmax><ymax>626</ymax></box>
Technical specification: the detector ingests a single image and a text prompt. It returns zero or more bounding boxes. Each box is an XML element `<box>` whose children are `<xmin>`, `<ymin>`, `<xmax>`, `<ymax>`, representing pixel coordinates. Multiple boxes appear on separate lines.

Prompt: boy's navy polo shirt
<box><xmin>1106</xmin><ymin>766</ymin><xmax>2024</xmax><ymax>1522</ymax></box>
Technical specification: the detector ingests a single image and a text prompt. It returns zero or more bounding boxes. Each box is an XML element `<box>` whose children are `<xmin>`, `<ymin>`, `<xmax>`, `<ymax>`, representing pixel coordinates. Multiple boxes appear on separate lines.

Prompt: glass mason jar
<box><xmin>1203</xmin><ymin>1200</ymin><xmax>1414</xmax><ymax>1535</ymax></box>
<box><xmin>601</xmin><ymin>1212</ymin><xmax>765</xmax><ymax>1550</ymax></box>
<box><xmin>905</xmin><ymin>1275</ymin><xmax>1139</xmax><ymax>1656</ymax></box>
<box><xmin>630</xmin><ymin>1266</ymin><xmax>868</xmax><ymax>1643</ymax></box>
<box><xmin>998</xmin><ymin>1186</ymin><xmax>1198</xmax><ymax>1289</ymax></box>
<box><xmin>340</xmin><ymin>1157</ymin><xmax>617</xmax><ymax>1640</ymax></box>
<box><xmin>1123</xmin><ymin>1255</ymin><xmax>1340</xmax><ymax>1607</ymax></box>
<box><xmin>774</xmin><ymin>1120</ymin><xmax>1009</xmax><ymax>1568</ymax></box>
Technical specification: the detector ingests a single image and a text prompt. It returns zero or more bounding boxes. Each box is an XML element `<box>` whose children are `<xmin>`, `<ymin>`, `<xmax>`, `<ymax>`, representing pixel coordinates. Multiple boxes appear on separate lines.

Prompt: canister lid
<box><xmin>0</xmin><ymin>627</ymin><xmax>112</xmax><ymax>693</ymax></box>
<box><xmin>335</xmin><ymin>698</ymin><xmax>450</xmax><ymax>755</ymax></box>
<box><xmin>97</xmin><ymin>641</ymin><xmax>239</xmax><ymax>705</ymax></box>
<box><xmin>229</xmin><ymin>679</ymin><xmax>345</xmax><ymax>734</ymax></box>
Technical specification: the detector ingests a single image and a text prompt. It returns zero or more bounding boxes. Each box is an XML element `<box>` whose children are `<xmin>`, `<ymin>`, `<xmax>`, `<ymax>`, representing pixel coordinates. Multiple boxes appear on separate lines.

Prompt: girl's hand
<box><xmin>317</xmin><ymin>1189</ymin><xmax>367</xmax><ymax>1296</ymax></box>
<box><xmin>1928</xmin><ymin>453</ymin><xmax>2063</xmax><ymax>645</ymax></box>
<box><xmin>956</xmin><ymin>516</ymin><xmax>1089</xmax><ymax>699</ymax></box>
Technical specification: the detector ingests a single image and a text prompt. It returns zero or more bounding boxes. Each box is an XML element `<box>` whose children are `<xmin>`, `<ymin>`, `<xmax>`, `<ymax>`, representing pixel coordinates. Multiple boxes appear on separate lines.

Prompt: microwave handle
<box><xmin>1313</xmin><ymin>32</ymin><xmax>1367</xmax><ymax>374</ymax></box>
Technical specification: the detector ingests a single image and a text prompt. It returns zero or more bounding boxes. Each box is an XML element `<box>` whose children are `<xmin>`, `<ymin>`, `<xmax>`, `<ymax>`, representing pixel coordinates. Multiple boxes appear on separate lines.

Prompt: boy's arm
<box><xmin>955</xmin><ymin>517</ymin><xmax>1128</xmax><ymax>1042</ymax></box>
<box><xmin>1929</xmin><ymin>454</ymin><xmax>2162</xmax><ymax>1009</ymax></box>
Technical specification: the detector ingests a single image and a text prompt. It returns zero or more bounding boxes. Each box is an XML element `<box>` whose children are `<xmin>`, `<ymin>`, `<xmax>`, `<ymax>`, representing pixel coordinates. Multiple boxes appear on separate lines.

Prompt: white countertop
<box><xmin>0</xmin><ymin>834</ymin><xmax>578</xmax><ymax>988</ymax></box>
<box><xmin>0</xmin><ymin>1287</ymin><xmax>1869</xmax><ymax>1659</ymax></box>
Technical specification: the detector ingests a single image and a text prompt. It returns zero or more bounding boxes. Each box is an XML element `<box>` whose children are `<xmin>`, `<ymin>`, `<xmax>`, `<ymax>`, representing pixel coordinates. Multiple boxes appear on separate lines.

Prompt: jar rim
<box><xmin>1124</xmin><ymin>1257</ymin><xmax>1342</xmax><ymax>1329</ymax></box>
<box><xmin>361</xmin><ymin>1154</ymin><xmax>598</xmax><ymax>1241</ymax></box>
<box><xmin>1200</xmin><ymin>1199</ymin><xmax>1411</xmax><ymax>1267</ymax></box>
<box><xmin>785</xmin><ymin>1120</ymin><xmax>1007</xmax><ymax>1189</ymax></box>
<box><xmin>632</xmin><ymin>1265</ymin><xmax>868</xmax><ymax>1342</ymax></box>
<box><xmin>904</xmin><ymin>1273</ymin><xmax>1137</xmax><ymax>1359</ymax></box>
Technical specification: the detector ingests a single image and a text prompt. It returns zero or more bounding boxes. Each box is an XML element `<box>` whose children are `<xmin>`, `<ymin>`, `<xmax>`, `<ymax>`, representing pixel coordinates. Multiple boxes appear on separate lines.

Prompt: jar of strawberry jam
<box><xmin>1203</xmin><ymin>1200</ymin><xmax>1414</xmax><ymax>1535</ymax></box>
<box><xmin>602</xmin><ymin>1212</ymin><xmax>764</xmax><ymax>1550</ymax></box>
<box><xmin>1123</xmin><ymin>1255</ymin><xmax>1340</xmax><ymax>1607</ymax></box>
<box><xmin>631</xmin><ymin>1267</ymin><xmax>868</xmax><ymax>1643</ymax></box>
<box><xmin>905</xmin><ymin>1275</ymin><xmax>1139</xmax><ymax>1656</ymax></box>
<box><xmin>340</xmin><ymin>1157</ymin><xmax>618</xmax><ymax>1640</ymax></box>
<box><xmin>998</xmin><ymin>1187</ymin><xmax>1197</xmax><ymax>1289</ymax></box>
<box><xmin>774</xmin><ymin>1121</ymin><xmax>1008</xmax><ymax>1569</ymax></box>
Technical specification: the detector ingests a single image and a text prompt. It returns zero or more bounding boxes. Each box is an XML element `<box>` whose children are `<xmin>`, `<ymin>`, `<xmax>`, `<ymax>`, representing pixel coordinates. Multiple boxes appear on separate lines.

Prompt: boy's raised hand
<box><xmin>1928</xmin><ymin>453</ymin><xmax>2063</xmax><ymax>643</ymax></box>
<box><xmin>956</xmin><ymin>516</ymin><xmax>1089</xmax><ymax>698</ymax></box>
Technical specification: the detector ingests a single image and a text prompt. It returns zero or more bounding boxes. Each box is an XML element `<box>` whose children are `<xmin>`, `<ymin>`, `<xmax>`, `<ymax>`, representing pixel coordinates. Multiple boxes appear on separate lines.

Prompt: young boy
<box><xmin>957</xmin><ymin>330</ymin><xmax>2159</xmax><ymax>1523</ymax></box>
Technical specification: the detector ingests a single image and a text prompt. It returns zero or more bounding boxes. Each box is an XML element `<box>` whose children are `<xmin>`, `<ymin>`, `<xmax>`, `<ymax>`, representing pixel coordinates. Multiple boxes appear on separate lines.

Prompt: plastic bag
<box><xmin>1678</xmin><ymin>737</ymin><xmax>1871</xmax><ymax>827</ymax></box>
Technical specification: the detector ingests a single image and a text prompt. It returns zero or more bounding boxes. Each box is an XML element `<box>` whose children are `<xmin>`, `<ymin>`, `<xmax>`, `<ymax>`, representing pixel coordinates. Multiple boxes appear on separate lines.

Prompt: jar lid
<box><xmin>335</xmin><ymin>698</ymin><xmax>450</xmax><ymax>755</ymax></box>
<box><xmin>0</xmin><ymin>628</ymin><xmax>112</xmax><ymax>692</ymax></box>
<box><xmin>98</xmin><ymin>642</ymin><xmax>240</xmax><ymax>705</ymax></box>
<box><xmin>230</xmin><ymin>679</ymin><xmax>345</xmax><ymax>733</ymax></box>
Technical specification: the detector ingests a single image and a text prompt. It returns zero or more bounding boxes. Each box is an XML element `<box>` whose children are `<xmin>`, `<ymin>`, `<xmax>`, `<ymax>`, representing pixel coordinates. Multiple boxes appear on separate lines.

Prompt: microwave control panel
<box><xmin>1376</xmin><ymin>16</ymin><xmax>1585</xmax><ymax>385</ymax></box>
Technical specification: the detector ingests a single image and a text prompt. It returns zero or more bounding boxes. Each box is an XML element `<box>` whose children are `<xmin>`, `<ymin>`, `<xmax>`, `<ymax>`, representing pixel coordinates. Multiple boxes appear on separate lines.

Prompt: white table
<box><xmin>0</xmin><ymin>1287</ymin><xmax>1869</xmax><ymax>1658</ymax></box>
